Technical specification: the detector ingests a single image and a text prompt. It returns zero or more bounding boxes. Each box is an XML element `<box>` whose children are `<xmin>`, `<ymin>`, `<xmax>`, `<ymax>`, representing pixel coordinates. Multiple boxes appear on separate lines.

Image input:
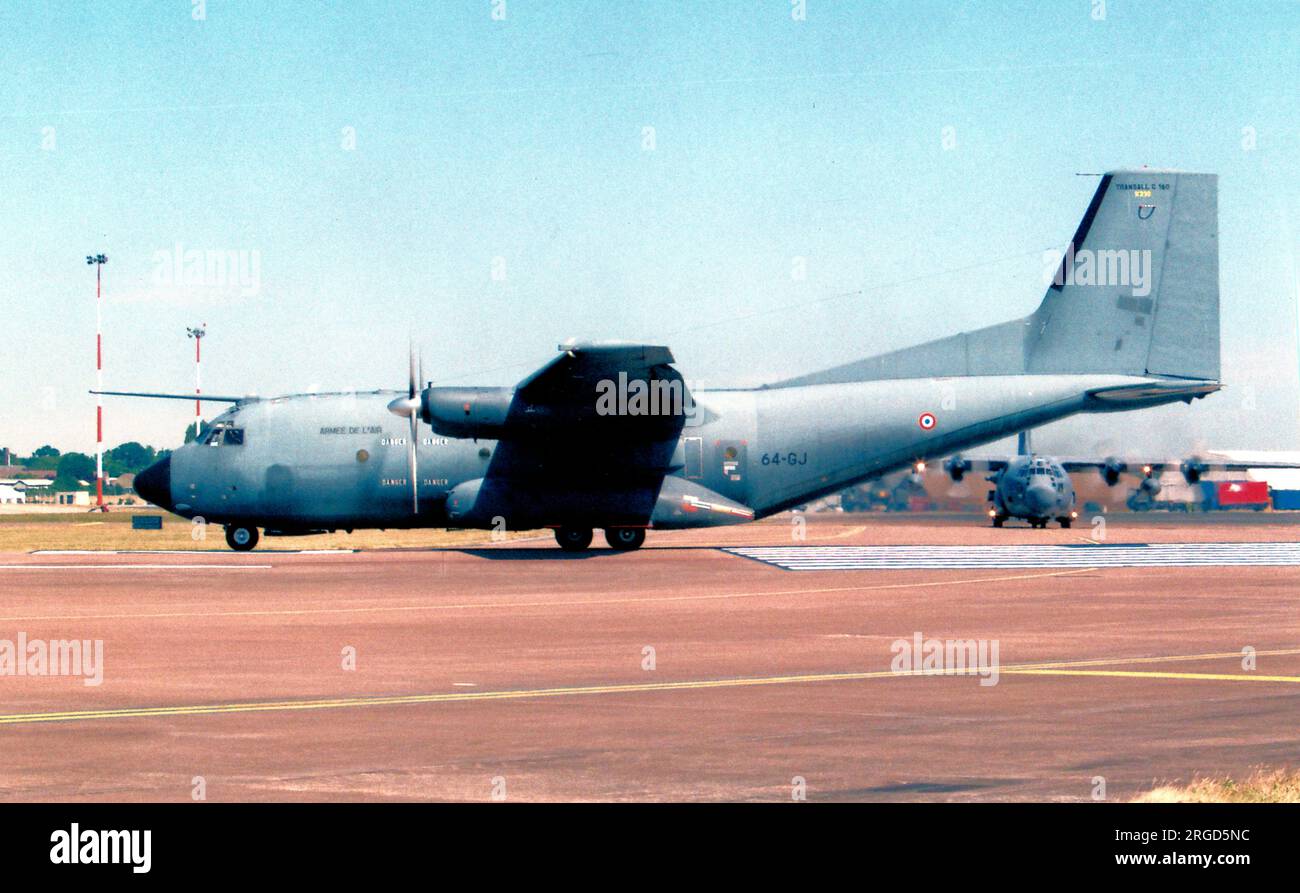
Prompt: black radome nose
<box><xmin>134</xmin><ymin>456</ymin><xmax>173</xmax><ymax>511</ymax></box>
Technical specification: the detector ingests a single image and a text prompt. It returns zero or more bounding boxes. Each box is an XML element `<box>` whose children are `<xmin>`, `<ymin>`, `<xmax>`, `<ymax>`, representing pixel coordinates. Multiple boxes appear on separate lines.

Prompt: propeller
<box><xmin>1181</xmin><ymin>456</ymin><xmax>1207</xmax><ymax>484</ymax></box>
<box><xmin>386</xmin><ymin>342</ymin><xmax>423</xmax><ymax>513</ymax></box>
<box><xmin>1100</xmin><ymin>456</ymin><xmax>1127</xmax><ymax>486</ymax></box>
<box><xmin>943</xmin><ymin>455</ymin><xmax>971</xmax><ymax>482</ymax></box>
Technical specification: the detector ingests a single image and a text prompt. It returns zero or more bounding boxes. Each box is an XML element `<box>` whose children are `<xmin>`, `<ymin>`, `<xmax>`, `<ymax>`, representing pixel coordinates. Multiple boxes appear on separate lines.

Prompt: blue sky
<box><xmin>2</xmin><ymin>0</ymin><xmax>1298</xmax><ymax>457</ymax></box>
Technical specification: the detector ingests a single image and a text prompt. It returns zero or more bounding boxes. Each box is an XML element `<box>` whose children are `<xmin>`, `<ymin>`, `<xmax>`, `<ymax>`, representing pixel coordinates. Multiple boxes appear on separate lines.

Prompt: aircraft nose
<box><xmin>1025</xmin><ymin>482</ymin><xmax>1054</xmax><ymax>513</ymax></box>
<box><xmin>134</xmin><ymin>456</ymin><xmax>173</xmax><ymax>511</ymax></box>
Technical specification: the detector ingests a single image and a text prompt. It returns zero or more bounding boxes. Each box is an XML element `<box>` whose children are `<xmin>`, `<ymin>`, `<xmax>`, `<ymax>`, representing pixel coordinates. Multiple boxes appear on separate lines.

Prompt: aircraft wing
<box><xmin>515</xmin><ymin>341</ymin><xmax>677</xmax><ymax>400</ymax></box>
<box><xmin>479</xmin><ymin>342</ymin><xmax>692</xmax><ymax>526</ymax></box>
<box><xmin>940</xmin><ymin>456</ymin><xmax>1010</xmax><ymax>477</ymax></box>
<box><xmin>91</xmin><ymin>389</ymin><xmax>247</xmax><ymax>403</ymax></box>
<box><xmin>1057</xmin><ymin>457</ymin><xmax>1300</xmax><ymax>475</ymax></box>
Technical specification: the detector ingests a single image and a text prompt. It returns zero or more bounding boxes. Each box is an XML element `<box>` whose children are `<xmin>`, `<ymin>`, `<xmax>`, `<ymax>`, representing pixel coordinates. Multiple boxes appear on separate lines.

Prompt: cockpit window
<box><xmin>203</xmin><ymin>422</ymin><xmax>245</xmax><ymax>446</ymax></box>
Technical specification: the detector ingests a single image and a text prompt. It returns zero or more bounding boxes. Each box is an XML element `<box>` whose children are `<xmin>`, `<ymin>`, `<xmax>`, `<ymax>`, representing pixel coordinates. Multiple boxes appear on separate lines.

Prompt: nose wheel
<box><xmin>225</xmin><ymin>525</ymin><xmax>260</xmax><ymax>551</ymax></box>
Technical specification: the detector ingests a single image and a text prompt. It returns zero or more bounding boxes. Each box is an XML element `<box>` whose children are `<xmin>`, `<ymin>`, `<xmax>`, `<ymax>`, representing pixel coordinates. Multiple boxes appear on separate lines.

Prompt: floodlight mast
<box><xmin>86</xmin><ymin>253</ymin><xmax>108</xmax><ymax>511</ymax></box>
<box><xmin>187</xmin><ymin>324</ymin><xmax>207</xmax><ymax>423</ymax></box>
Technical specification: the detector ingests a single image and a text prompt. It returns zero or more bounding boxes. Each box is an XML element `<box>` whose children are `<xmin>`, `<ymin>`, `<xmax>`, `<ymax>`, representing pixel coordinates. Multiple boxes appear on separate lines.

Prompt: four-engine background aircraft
<box><xmin>109</xmin><ymin>169</ymin><xmax>1230</xmax><ymax>551</ymax></box>
<box><xmin>939</xmin><ymin>431</ymin><xmax>1300</xmax><ymax>528</ymax></box>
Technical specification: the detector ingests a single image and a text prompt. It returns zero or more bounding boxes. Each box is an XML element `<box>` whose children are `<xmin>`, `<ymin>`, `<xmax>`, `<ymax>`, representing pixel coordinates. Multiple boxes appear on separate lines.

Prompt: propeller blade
<box><xmin>408</xmin><ymin>341</ymin><xmax>419</xmax><ymax>513</ymax></box>
<box><xmin>386</xmin><ymin>341</ymin><xmax>423</xmax><ymax>514</ymax></box>
<box><xmin>408</xmin><ymin>340</ymin><xmax>418</xmax><ymax>400</ymax></box>
<box><xmin>408</xmin><ymin>412</ymin><xmax>419</xmax><ymax>514</ymax></box>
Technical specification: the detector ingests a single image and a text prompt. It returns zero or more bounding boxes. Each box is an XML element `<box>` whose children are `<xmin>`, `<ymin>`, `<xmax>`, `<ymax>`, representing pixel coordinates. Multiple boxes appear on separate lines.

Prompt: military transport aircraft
<box><xmin>113</xmin><ymin>169</ymin><xmax>1229</xmax><ymax>551</ymax></box>
<box><xmin>940</xmin><ymin>433</ymin><xmax>1300</xmax><ymax>528</ymax></box>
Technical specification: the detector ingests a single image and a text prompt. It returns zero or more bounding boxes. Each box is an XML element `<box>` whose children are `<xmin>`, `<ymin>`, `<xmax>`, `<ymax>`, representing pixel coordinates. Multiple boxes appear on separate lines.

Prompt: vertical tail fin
<box><xmin>1027</xmin><ymin>170</ymin><xmax>1220</xmax><ymax>381</ymax></box>
<box><xmin>766</xmin><ymin>169</ymin><xmax>1220</xmax><ymax>390</ymax></box>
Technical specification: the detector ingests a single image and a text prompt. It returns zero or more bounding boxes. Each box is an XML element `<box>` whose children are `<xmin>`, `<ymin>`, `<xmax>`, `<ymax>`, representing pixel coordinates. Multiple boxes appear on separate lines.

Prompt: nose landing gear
<box><xmin>225</xmin><ymin>525</ymin><xmax>260</xmax><ymax>551</ymax></box>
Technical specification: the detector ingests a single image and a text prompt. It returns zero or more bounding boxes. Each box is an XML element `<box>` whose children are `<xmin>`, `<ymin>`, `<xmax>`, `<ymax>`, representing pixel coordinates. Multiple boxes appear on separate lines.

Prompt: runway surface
<box><xmin>1</xmin><ymin>513</ymin><xmax>1298</xmax><ymax>801</ymax></box>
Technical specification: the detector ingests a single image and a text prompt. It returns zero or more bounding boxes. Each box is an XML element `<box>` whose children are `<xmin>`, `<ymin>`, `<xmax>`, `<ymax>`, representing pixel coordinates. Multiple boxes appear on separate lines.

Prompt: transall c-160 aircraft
<box><xmin>113</xmin><ymin>169</ymin><xmax>1226</xmax><ymax>551</ymax></box>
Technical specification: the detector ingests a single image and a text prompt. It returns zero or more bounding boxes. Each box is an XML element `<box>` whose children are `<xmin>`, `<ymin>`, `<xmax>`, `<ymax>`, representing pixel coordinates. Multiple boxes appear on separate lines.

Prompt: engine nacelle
<box><xmin>943</xmin><ymin>456</ymin><xmax>972</xmax><ymax>482</ymax></box>
<box><xmin>421</xmin><ymin>387</ymin><xmax>514</xmax><ymax>439</ymax></box>
<box><xmin>1101</xmin><ymin>457</ymin><xmax>1127</xmax><ymax>486</ymax></box>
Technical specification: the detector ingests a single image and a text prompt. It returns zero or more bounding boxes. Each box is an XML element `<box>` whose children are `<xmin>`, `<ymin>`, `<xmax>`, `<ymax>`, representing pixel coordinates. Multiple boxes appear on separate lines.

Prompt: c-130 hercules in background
<box><xmin>119</xmin><ymin>169</ymin><xmax>1226</xmax><ymax>551</ymax></box>
<box><xmin>936</xmin><ymin>430</ymin><xmax>1300</xmax><ymax>529</ymax></box>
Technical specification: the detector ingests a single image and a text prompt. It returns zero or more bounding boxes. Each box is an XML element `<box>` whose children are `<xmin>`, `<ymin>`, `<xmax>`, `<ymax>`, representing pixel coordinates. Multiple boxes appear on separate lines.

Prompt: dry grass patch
<box><xmin>0</xmin><ymin>510</ymin><xmax>543</xmax><ymax>552</ymax></box>
<box><xmin>1134</xmin><ymin>769</ymin><xmax>1300</xmax><ymax>803</ymax></box>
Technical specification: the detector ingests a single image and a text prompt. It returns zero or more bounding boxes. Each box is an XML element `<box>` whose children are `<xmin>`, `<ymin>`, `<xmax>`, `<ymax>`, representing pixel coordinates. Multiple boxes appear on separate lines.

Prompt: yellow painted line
<box><xmin>0</xmin><ymin>567</ymin><xmax>1097</xmax><ymax>624</ymax></box>
<box><xmin>0</xmin><ymin>564</ymin><xmax>271</xmax><ymax>571</ymax></box>
<box><xmin>0</xmin><ymin>671</ymin><xmax>902</xmax><ymax>725</ymax></box>
<box><xmin>3</xmin><ymin>647</ymin><xmax>1297</xmax><ymax>726</ymax></box>
<box><xmin>1004</xmin><ymin>647</ymin><xmax>1300</xmax><ymax>671</ymax></box>
<box><xmin>822</xmin><ymin>525</ymin><xmax>868</xmax><ymax>541</ymax></box>
<box><xmin>1003</xmin><ymin>669</ymin><xmax>1300</xmax><ymax>683</ymax></box>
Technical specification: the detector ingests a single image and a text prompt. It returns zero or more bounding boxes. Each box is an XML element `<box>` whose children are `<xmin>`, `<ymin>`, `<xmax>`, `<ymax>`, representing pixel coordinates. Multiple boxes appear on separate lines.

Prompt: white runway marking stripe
<box><xmin>31</xmin><ymin>549</ymin><xmax>353</xmax><ymax>555</ymax></box>
<box><xmin>726</xmin><ymin>542</ymin><xmax>1300</xmax><ymax>570</ymax></box>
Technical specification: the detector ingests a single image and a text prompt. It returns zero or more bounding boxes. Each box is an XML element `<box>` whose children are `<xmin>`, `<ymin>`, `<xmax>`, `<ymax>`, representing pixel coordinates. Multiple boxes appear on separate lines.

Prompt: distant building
<box><xmin>0</xmin><ymin>478</ymin><xmax>56</xmax><ymax>504</ymax></box>
<box><xmin>56</xmin><ymin>491</ymin><xmax>91</xmax><ymax>506</ymax></box>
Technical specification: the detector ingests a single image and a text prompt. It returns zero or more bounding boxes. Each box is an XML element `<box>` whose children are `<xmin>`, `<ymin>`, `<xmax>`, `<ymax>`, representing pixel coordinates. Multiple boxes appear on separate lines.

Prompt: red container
<box><xmin>1216</xmin><ymin>480</ymin><xmax>1269</xmax><ymax>506</ymax></box>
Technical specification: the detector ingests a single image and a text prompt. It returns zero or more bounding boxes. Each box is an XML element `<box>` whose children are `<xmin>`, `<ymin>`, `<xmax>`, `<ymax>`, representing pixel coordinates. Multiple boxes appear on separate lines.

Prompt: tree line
<box><xmin>2</xmin><ymin>442</ymin><xmax>171</xmax><ymax>493</ymax></box>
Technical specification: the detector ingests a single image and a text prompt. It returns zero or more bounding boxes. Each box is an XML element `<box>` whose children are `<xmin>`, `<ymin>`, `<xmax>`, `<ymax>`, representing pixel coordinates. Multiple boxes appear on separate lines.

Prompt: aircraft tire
<box><xmin>604</xmin><ymin>527</ymin><xmax>646</xmax><ymax>551</ymax></box>
<box><xmin>1058</xmin><ymin>517</ymin><xmax>1072</xmax><ymax>529</ymax></box>
<box><xmin>554</xmin><ymin>526</ymin><xmax>593</xmax><ymax>552</ymax></box>
<box><xmin>225</xmin><ymin>525</ymin><xmax>260</xmax><ymax>551</ymax></box>
<box><xmin>992</xmin><ymin>516</ymin><xmax>1005</xmax><ymax>528</ymax></box>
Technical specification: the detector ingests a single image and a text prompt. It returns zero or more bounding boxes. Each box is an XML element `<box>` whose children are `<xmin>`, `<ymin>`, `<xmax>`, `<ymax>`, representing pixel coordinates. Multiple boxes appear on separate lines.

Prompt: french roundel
<box><xmin>918</xmin><ymin>412</ymin><xmax>936</xmax><ymax>430</ymax></box>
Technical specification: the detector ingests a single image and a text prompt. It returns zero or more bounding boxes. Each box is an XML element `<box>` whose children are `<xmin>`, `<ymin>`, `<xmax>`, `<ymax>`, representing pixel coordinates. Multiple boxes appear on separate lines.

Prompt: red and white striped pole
<box><xmin>87</xmin><ymin>254</ymin><xmax>108</xmax><ymax>511</ymax></box>
<box><xmin>188</xmin><ymin>324</ymin><xmax>206</xmax><ymax>423</ymax></box>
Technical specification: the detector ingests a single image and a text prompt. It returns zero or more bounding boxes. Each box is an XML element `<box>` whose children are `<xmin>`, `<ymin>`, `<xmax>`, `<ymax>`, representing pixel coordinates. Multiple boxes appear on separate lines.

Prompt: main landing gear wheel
<box><xmin>1058</xmin><ymin>517</ymin><xmax>1073</xmax><ymax>529</ymax></box>
<box><xmin>604</xmin><ymin>527</ymin><xmax>647</xmax><ymax>551</ymax></box>
<box><xmin>991</xmin><ymin>515</ymin><xmax>1006</xmax><ymax>528</ymax></box>
<box><xmin>554</xmin><ymin>526</ymin><xmax>593</xmax><ymax>552</ymax></box>
<box><xmin>225</xmin><ymin>525</ymin><xmax>260</xmax><ymax>551</ymax></box>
